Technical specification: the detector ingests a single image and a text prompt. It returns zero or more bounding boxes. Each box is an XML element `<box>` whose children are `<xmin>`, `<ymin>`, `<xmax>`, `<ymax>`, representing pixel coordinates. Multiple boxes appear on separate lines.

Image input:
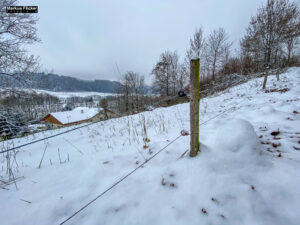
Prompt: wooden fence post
<box><xmin>262</xmin><ymin>67</ymin><xmax>269</xmax><ymax>89</ymax></box>
<box><xmin>189</xmin><ymin>58</ymin><xmax>200</xmax><ymax>157</ymax></box>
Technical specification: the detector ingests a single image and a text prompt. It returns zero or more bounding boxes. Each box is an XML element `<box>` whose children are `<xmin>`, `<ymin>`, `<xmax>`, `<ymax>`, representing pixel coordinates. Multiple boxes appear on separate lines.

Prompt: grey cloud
<box><xmin>20</xmin><ymin>0</ymin><xmax>266</xmax><ymax>83</ymax></box>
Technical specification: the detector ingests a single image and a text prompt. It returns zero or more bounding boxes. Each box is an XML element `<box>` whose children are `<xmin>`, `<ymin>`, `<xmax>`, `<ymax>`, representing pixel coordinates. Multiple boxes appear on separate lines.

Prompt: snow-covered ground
<box><xmin>1</xmin><ymin>68</ymin><xmax>300</xmax><ymax>225</ymax></box>
<box><xmin>0</xmin><ymin>89</ymin><xmax>116</xmax><ymax>99</ymax></box>
<box><xmin>33</xmin><ymin>89</ymin><xmax>117</xmax><ymax>98</ymax></box>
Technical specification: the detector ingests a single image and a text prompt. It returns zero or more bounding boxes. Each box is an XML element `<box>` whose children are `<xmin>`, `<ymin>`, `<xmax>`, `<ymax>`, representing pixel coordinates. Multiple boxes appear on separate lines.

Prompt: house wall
<box><xmin>90</xmin><ymin>111</ymin><xmax>115</xmax><ymax>122</ymax></box>
<box><xmin>63</xmin><ymin>119</ymin><xmax>90</xmax><ymax>127</ymax></box>
<box><xmin>51</xmin><ymin>123</ymin><xmax>63</xmax><ymax>129</ymax></box>
<box><xmin>42</xmin><ymin>115</ymin><xmax>63</xmax><ymax>129</ymax></box>
<box><xmin>106</xmin><ymin>111</ymin><xmax>115</xmax><ymax>117</ymax></box>
<box><xmin>43</xmin><ymin>115</ymin><xmax>63</xmax><ymax>125</ymax></box>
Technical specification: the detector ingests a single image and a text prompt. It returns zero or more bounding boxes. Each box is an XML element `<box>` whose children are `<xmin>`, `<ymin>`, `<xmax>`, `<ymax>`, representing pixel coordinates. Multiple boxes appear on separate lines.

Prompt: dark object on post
<box><xmin>189</xmin><ymin>58</ymin><xmax>200</xmax><ymax>157</ymax></box>
<box><xmin>178</xmin><ymin>90</ymin><xmax>186</xmax><ymax>97</ymax></box>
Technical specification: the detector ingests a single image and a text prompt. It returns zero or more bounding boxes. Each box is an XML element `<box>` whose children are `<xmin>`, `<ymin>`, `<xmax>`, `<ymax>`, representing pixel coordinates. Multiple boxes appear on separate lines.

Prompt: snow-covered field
<box><xmin>0</xmin><ymin>89</ymin><xmax>116</xmax><ymax>99</ymax></box>
<box><xmin>33</xmin><ymin>89</ymin><xmax>116</xmax><ymax>98</ymax></box>
<box><xmin>1</xmin><ymin>68</ymin><xmax>300</xmax><ymax>225</ymax></box>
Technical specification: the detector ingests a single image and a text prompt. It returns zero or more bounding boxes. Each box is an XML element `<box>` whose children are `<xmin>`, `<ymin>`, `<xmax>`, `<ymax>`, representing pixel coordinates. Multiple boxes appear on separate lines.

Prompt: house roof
<box><xmin>49</xmin><ymin>107</ymin><xmax>102</xmax><ymax>125</ymax></box>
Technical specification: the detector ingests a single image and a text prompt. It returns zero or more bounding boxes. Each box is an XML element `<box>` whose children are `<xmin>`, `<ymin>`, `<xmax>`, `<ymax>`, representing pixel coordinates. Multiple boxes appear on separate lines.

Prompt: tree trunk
<box><xmin>189</xmin><ymin>58</ymin><xmax>200</xmax><ymax>157</ymax></box>
<box><xmin>212</xmin><ymin>60</ymin><xmax>216</xmax><ymax>81</ymax></box>
<box><xmin>136</xmin><ymin>93</ymin><xmax>139</xmax><ymax>112</ymax></box>
<box><xmin>262</xmin><ymin>68</ymin><xmax>269</xmax><ymax>89</ymax></box>
<box><xmin>166</xmin><ymin>78</ymin><xmax>169</xmax><ymax>96</ymax></box>
<box><xmin>287</xmin><ymin>41</ymin><xmax>292</xmax><ymax>64</ymax></box>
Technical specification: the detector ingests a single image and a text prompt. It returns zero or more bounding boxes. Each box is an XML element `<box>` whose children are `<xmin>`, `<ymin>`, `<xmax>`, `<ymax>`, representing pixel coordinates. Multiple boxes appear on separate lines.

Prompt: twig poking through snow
<box><xmin>134</xmin><ymin>146</ymin><xmax>147</xmax><ymax>162</ymax></box>
<box><xmin>63</xmin><ymin>138</ymin><xmax>84</xmax><ymax>155</ymax></box>
<box><xmin>38</xmin><ymin>143</ymin><xmax>48</xmax><ymax>168</ymax></box>
<box><xmin>0</xmin><ymin>185</ymin><xmax>9</xmax><ymax>190</ymax></box>
<box><xmin>177</xmin><ymin>149</ymin><xmax>189</xmax><ymax>160</ymax></box>
<box><xmin>58</xmin><ymin>148</ymin><xmax>62</xmax><ymax>164</ymax></box>
<box><xmin>20</xmin><ymin>199</ymin><xmax>31</xmax><ymax>204</ymax></box>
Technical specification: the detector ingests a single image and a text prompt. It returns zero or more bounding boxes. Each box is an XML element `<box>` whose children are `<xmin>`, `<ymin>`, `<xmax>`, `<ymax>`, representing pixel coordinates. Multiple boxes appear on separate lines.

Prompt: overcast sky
<box><xmin>19</xmin><ymin>0</ymin><xmax>267</xmax><ymax>83</ymax></box>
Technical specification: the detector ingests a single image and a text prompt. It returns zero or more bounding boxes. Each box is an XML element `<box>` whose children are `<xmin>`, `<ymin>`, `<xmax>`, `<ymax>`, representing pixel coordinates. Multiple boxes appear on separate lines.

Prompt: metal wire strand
<box><xmin>59</xmin><ymin>100</ymin><xmax>247</xmax><ymax>224</ymax></box>
<box><xmin>59</xmin><ymin>135</ymin><xmax>182</xmax><ymax>225</ymax></box>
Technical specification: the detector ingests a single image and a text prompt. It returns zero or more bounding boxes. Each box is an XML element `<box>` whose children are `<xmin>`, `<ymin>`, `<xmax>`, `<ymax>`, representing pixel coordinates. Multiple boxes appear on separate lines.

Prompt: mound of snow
<box><xmin>213</xmin><ymin>119</ymin><xmax>260</xmax><ymax>154</ymax></box>
<box><xmin>206</xmin><ymin>119</ymin><xmax>262</xmax><ymax>173</ymax></box>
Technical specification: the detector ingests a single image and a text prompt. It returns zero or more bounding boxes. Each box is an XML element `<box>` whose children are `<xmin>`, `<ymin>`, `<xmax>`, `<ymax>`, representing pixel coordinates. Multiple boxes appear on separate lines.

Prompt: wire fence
<box><xmin>58</xmin><ymin>99</ymin><xmax>246</xmax><ymax>224</ymax></box>
<box><xmin>0</xmin><ymin>121</ymin><xmax>100</xmax><ymax>154</ymax></box>
<box><xmin>0</xmin><ymin>94</ymin><xmax>246</xmax><ymax>155</ymax></box>
<box><xmin>59</xmin><ymin>134</ymin><xmax>182</xmax><ymax>225</ymax></box>
<box><xmin>0</xmin><ymin>91</ymin><xmax>248</xmax><ymax>224</ymax></box>
<box><xmin>0</xmin><ymin>95</ymin><xmax>181</xmax><ymax>154</ymax></box>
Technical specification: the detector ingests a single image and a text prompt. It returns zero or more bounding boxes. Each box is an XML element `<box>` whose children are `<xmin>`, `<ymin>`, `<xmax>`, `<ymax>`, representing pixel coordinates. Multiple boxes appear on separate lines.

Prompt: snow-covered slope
<box><xmin>1</xmin><ymin>68</ymin><xmax>300</xmax><ymax>225</ymax></box>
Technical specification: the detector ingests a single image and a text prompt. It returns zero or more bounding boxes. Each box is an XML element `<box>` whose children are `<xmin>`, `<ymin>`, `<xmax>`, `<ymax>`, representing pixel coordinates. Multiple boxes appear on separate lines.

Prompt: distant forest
<box><xmin>0</xmin><ymin>73</ymin><xmax>122</xmax><ymax>93</ymax></box>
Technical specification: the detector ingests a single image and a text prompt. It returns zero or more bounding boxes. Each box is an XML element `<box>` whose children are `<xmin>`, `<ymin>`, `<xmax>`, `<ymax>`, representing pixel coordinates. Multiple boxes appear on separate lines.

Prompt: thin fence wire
<box><xmin>59</xmin><ymin>135</ymin><xmax>182</xmax><ymax>225</ymax></box>
<box><xmin>0</xmin><ymin>95</ymin><xmax>180</xmax><ymax>154</ymax></box>
<box><xmin>0</xmin><ymin>121</ymin><xmax>101</xmax><ymax>154</ymax></box>
<box><xmin>0</xmin><ymin>95</ymin><xmax>246</xmax><ymax>155</ymax></box>
<box><xmin>58</xmin><ymin>98</ymin><xmax>247</xmax><ymax>225</ymax></box>
<box><xmin>1</xmin><ymin>92</ymin><xmax>248</xmax><ymax>224</ymax></box>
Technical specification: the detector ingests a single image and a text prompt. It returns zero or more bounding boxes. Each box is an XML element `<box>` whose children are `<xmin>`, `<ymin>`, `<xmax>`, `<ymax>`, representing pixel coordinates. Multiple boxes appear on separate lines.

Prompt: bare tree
<box><xmin>0</xmin><ymin>0</ymin><xmax>41</xmax><ymax>142</ymax></box>
<box><xmin>122</xmin><ymin>74</ymin><xmax>130</xmax><ymax>113</ymax></box>
<box><xmin>117</xmin><ymin>71</ymin><xmax>146</xmax><ymax>114</ymax></box>
<box><xmin>241</xmin><ymin>0</ymin><xmax>300</xmax><ymax>71</ymax></box>
<box><xmin>189</xmin><ymin>27</ymin><xmax>205</xmax><ymax>58</ymax></box>
<box><xmin>207</xmin><ymin>27</ymin><xmax>232</xmax><ymax>81</ymax></box>
<box><xmin>177</xmin><ymin>63</ymin><xmax>188</xmax><ymax>90</ymax></box>
<box><xmin>0</xmin><ymin>0</ymin><xmax>40</xmax><ymax>87</ymax></box>
<box><xmin>281</xmin><ymin>1</ymin><xmax>300</xmax><ymax>63</ymax></box>
<box><xmin>185</xmin><ymin>27</ymin><xmax>207</xmax><ymax>82</ymax></box>
<box><xmin>152</xmin><ymin>50</ymin><xmax>180</xmax><ymax>96</ymax></box>
<box><xmin>256</xmin><ymin>0</ymin><xmax>287</xmax><ymax>65</ymax></box>
<box><xmin>126</xmin><ymin>71</ymin><xmax>145</xmax><ymax>112</ymax></box>
<box><xmin>240</xmin><ymin>22</ymin><xmax>263</xmax><ymax>73</ymax></box>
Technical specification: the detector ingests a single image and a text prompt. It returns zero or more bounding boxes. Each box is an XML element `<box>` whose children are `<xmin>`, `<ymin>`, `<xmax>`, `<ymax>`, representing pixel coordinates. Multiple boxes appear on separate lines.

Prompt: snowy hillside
<box><xmin>1</xmin><ymin>68</ymin><xmax>300</xmax><ymax>225</ymax></box>
<box><xmin>33</xmin><ymin>89</ymin><xmax>117</xmax><ymax>98</ymax></box>
<box><xmin>0</xmin><ymin>89</ymin><xmax>117</xmax><ymax>99</ymax></box>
